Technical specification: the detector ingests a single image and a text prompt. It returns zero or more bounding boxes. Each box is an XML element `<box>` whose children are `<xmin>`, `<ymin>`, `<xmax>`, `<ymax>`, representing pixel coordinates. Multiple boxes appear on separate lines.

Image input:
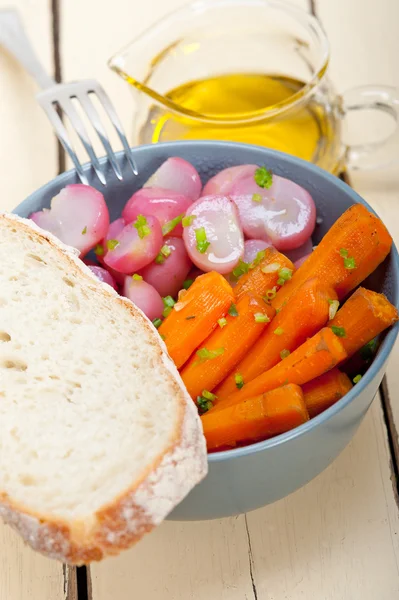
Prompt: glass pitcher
<box><xmin>108</xmin><ymin>0</ymin><xmax>399</xmax><ymax>174</ymax></box>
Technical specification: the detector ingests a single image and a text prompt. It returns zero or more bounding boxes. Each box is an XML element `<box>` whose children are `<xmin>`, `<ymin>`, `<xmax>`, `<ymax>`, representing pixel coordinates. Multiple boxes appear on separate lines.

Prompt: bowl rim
<box><xmin>15</xmin><ymin>140</ymin><xmax>399</xmax><ymax>463</ymax></box>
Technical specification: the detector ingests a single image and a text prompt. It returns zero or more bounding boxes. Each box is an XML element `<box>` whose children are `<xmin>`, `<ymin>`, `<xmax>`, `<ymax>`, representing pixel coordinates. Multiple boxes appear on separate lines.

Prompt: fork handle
<box><xmin>0</xmin><ymin>9</ymin><xmax>55</xmax><ymax>89</ymax></box>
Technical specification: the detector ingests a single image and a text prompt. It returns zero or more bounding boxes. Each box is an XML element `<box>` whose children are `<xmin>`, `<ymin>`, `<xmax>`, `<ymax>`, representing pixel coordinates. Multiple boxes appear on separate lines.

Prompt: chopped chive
<box><xmin>196</xmin><ymin>347</ymin><xmax>225</xmax><ymax>363</ymax></box>
<box><xmin>185</xmin><ymin>315</ymin><xmax>196</xmax><ymax>320</ymax></box>
<box><xmin>274</xmin><ymin>326</ymin><xmax>284</xmax><ymax>336</ymax></box>
<box><xmin>94</xmin><ymin>243</ymin><xmax>104</xmax><ymax>256</ymax></box>
<box><xmin>261</xmin><ymin>262</ymin><xmax>280</xmax><ymax>274</ymax></box>
<box><xmin>228</xmin><ymin>303</ymin><xmax>239</xmax><ymax>317</ymax></box>
<box><xmin>353</xmin><ymin>374</ymin><xmax>362</xmax><ymax>384</ymax></box>
<box><xmin>254</xmin><ymin>166</ymin><xmax>273</xmax><ymax>189</ymax></box>
<box><xmin>218</xmin><ymin>317</ymin><xmax>227</xmax><ymax>328</ymax></box>
<box><xmin>183</xmin><ymin>279</ymin><xmax>194</xmax><ymax>290</ymax></box>
<box><xmin>250</xmin><ymin>250</ymin><xmax>266</xmax><ymax>268</ymax></box>
<box><xmin>264</xmin><ymin>287</ymin><xmax>277</xmax><ymax>301</ymax></box>
<box><xmin>155</xmin><ymin>253</ymin><xmax>165</xmax><ymax>264</ymax></box>
<box><xmin>133</xmin><ymin>214</ymin><xmax>151</xmax><ymax>239</ymax></box>
<box><xmin>132</xmin><ymin>274</ymin><xmax>143</xmax><ymax>281</ymax></box>
<box><xmin>234</xmin><ymin>373</ymin><xmax>244</xmax><ymax>389</ymax></box>
<box><xmin>331</xmin><ymin>325</ymin><xmax>346</xmax><ymax>337</ymax></box>
<box><xmin>161</xmin><ymin>244</ymin><xmax>171</xmax><ymax>257</ymax></box>
<box><xmin>202</xmin><ymin>389</ymin><xmax>217</xmax><ymax>401</ymax></box>
<box><xmin>360</xmin><ymin>338</ymin><xmax>378</xmax><ymax>360</ymax></box>
<box><xmin>252</xmin><ymin>193</ymin><xmax>262</xmax><ymax>203</ymax></box>
<box><xmin>339</xmin><ymin>248</ymin><xmax>348</xmax><ymax>257</ymax></box>
<box><xmin>278</xmin><ymin>267</ymin><xmax>293</xmax><ymax>281</ymax></box>
<box><xmin>152</xmin><ymin>318</ymin><xmax>162</xmax><ymax>329</ymax></box>
<box><xmin>160</xmin><ymin>334</ymin><xmax>166</xmax><ymax>341</ymax></box>
<box><xmin>196</xmin><ymin>396</ymin><xmax>213</xmax><ymax>414</ymax></box>
<box><xmin>195</xmin><ymin>227</ymin><xmax>210</xmax><ymax>254</ymax></box>
<box><xmin>182</xmin><ymin>215</ymin><xmax>196</xmax><ymax>227</ymax></box>
<box><xmin>162</xmin><ymin>306</ymin><xmax>173</xmax><ymax>318</ymax></box>
<box><xmin>280</xmin><ymin>349</ymin><xmax>290</xmax><ymax>359</ymax></box>
<box><xmin>277</xmin><ymin>278</ymin><xmax>285</xmax><ymax>286</ymax></box>
<box><xmin>254</xmin><ymin>312</ymin><xmax>270</xmax><ymax>323</ymax></box>
<box><xmin>163</xmin><ymin>295</ymin><xmax>175</xmax><ymax>308</ymax></box>
<box><xmin>232</xmin><ymin>260</ymin><xmax>250</xmax><ymax>278</ymax></box>
<box><xmin>106</xmin><ymin>239</ymin><xmax>120</xmax><ymax>251</ymax></box>
<box><xmin>344</xmin><ymin>256</ymin><xmax>357</xmax><ymax>270</ymax></box>
<box><xmin>81</xmin><ymin>226</ymin><xmax>87</xmax><ymax>235</ymax></box>
<box><xmin>162</xmin><ymin>214</ymin><xmax>183</xmax><ymax>236</ymax></box>
<box><xmin>328</xmin><ymin>299</ymin><xmax>340</xmax><ymax>320</ymax></box>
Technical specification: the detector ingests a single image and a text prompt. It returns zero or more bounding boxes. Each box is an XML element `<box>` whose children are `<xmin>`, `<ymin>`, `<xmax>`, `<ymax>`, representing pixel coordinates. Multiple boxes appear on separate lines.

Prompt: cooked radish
<box><xmin>122</xmin><ymin>187</ymin><xmax>192</xmax><ymax>237</ymax></box>
<box><xmin>104</xmin><ymin>215</ymin><xmax>163</xmax><ymax>274</ymax></box>
<box><xmin>140</xmin><ymin>237</ymin><xmax>192</xmax><ymax>298</ymax></box>
<box><xmin>294</xmin><ymin>253</ymin><xmax>312</xmax><ymax>268</ymax></box>
<box><xmin>203</xmin><ymin>164</ymin><xmax>258</xmax><ymax>196</ymax></box>
<box><xmin>87</xmin><ymin>265</ymin><xmax>118</xmax><ymax>290</ymax></box>
<box><xmin>30</xmin><ymin>209</ymin><xmax>62</xmax><ymax>238</ymax></box>
<box><xmin>144</xmin><ymin>157</ymin><xmax>202</xmax><ymax>201</ymax></box>
<box><xmin>283</xmin><ymin>237</ymin><xmax>313</xmax><ymax>264</ymax></box>
<box><xmin>243</xmin><ymin>239</ymin><xmax>272</xmax><ymax>264</ymax></box>
<box><xmin>123</xmin><ymin>276</ymin><xmax>164</xmax><ymax>321</ymax></box>
<box><xmin>230</xmin><ymin>172</ymin><xmax>316</xmax><ymax>251</ymax></box>
<box><xmin>183</xmin><ymin>195</ymin><xmax>244</xmax><ymax>274</ymax></box>
<box><xmin>46</xmin><ymin>184</ymin><xmax>110</xmax><ymax>256</ymax></box>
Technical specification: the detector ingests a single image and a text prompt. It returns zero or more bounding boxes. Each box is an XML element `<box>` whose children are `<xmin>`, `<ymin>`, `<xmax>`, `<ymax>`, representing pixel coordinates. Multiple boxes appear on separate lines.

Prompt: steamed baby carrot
<box><xmin>302</xmin><ymin>368</ymin><xmax>353</xmax><ymax>418</ymax></box>
<box><xmin>215</xmin><ymin>327</ymin><xmax>348</xmax><ymax>410</ymax></box>
<box><xmin>234</xmin><ymin>247</ymin><xmax>294</xmax><ymax>302</ymax></box>
<box><xmin>272</xmin><ymin>204</ymin><xmax>392</xmax><ymax>311</ymax></box>
<box><xmin>158</xmin><ymin>271</ymin><xmax>234</xmax><ymax>368</ymax></box>
<box><xmin>328</xmin><ymin>287</ymin><xmax>398</xmax><ymax>357</ymax></box>
<box><xmin>202</xmin><ymin>384</ymin><xmax>309</xmax><ymax>450</ymax></box>
<box><xmin>215</xmin><ymin>278</ymin><xmax>337</xmax><ymax>400</ymax></box>
<box><xmin>180</xmin><ymin>294</ymin><xmax>275</xmax><ymax>399</ymax></box>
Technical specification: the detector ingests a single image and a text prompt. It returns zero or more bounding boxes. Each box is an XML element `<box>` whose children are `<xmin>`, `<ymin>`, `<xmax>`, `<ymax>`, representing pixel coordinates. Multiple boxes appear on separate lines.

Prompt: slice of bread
<box><xmin>0</xmin><ymin>213</ymin><xmax>207</xmax><ymax>564</ymax></box>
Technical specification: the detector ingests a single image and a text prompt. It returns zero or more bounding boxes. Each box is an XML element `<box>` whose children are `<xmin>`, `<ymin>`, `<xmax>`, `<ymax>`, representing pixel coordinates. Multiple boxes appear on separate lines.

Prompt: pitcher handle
<box><xmin>342</xmin><ymin>85</ymin><xmax>399</xmax><ymax>171</ymax></box>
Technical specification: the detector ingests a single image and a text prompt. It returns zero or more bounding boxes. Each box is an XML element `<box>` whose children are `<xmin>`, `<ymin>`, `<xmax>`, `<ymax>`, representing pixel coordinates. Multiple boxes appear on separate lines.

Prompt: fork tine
<box><xmin>58</xmin><ymin>98</ymin><xmax>107</xmax><ymax>185</ymax></box>
<box><xmin>38</xmin><ymin>95</ymin><xmax>89</xmax><ymax>185</ymax></box>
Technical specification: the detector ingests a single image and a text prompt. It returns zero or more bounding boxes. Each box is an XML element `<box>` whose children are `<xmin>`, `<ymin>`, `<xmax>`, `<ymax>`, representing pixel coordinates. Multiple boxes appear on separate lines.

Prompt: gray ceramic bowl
<box><xmin>14</xmin><ymin>141</ymin><xmax>399</xmax><ymax>521</ymax></box>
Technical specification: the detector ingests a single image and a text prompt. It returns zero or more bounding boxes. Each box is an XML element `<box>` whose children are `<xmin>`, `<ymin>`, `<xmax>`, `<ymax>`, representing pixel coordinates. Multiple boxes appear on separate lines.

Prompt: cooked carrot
<box><xmin>234</xmin><ymin>247</ymin><xmax>294</xmax><ymax>302</ymax></box>
<box><xmin>215</xmin><ymin>278</ymin><xmax>337</xmax><ymax>400</ymax></box>
<box><xmin>302</xmin><ymin>368</ymin><xmax>353</xmax><ymax>418</ymax></box>
<box><xmin>272</xmin><ymin>204</ymin><xmax>392</xmax><ymax>311</ymax></box>
<box><xmin>202</xmin><ymin>384</ymin><xmax>309</xmax><ymax>450</ymax></box>
<box><xmin>159</xmin><ymin>271</ymin><xmax>234</xmax><ymax>368</ymax></box>
<box><xmin>329</xmin><ymin>287</ymin><xmax>398</xmax><ymax>357</ymax></box>
<box><xmin>214</xmin><ymin>328</ymin><xmax>348</xmax><ymax>410</ymax></box>
<box><xmin>180</xmin><ymin>294</ymin><xmax>275</xmax><ymax>399</ymax></box>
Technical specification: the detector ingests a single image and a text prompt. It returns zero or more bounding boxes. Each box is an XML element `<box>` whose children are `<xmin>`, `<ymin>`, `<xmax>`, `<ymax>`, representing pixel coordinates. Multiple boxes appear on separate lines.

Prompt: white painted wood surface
<box><xmin>0</xmin><ymin>0</ymin><xmax>398</xmax><ymax>599</ymax></box>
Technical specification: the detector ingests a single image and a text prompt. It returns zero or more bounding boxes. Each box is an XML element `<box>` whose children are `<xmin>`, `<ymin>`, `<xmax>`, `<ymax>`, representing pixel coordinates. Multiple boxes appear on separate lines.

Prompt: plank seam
<box><xmin>380</xmin><ymin>376</ymin><xmax>399</xmax><ymax>508</ymax></box>
<box><xmin>244</xmin><ymin>515</ymin><xmax>259</xmax><ymax>600</ymax></box>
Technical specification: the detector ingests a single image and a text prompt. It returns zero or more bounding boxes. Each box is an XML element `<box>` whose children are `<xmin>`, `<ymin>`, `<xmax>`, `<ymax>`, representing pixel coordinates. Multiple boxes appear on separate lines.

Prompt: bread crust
<box><xmin>0</xmin><ymin>213</ymin><xmax>208</xmax><ymax>564</ymax></box>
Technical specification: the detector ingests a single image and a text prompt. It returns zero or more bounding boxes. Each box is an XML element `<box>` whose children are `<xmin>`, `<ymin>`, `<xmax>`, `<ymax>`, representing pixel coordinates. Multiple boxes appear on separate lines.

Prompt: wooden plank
<box><xmin>0</xmin><ymin>2</ymin><xmax>74</xmax><ymax>599</ymax></box>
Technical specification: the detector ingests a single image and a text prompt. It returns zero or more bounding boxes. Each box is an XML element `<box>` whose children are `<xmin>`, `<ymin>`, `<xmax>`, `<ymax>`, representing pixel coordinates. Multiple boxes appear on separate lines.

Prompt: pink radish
<box><xmin>144</xmin><ymin>157</ymin><xmax>202</xmax><ymax>201</ymax></box>
<box><xmin>104</xmin><ymin>215</ymin><xmax>163</xmax><ymax>274</ymax></box>
<box><xmin>123</xmin><ymin>276</ymin><xmax>164</xmax><ymax>321</ymax></box>
<box><xmin>87</xmin><ymin>265</ymin><xmax>118</xmax><ymax>290</ymax></box>
<box><xmin>96</xmin><ymin>218</ymin><xmax>127</xmax><ymax>283</ymax></box>
<box><xmin>122</xmin><ymin>187</ymin><xmax>192</xmax><ymax>237</ymax></box>
<box><xmin>30</xmin><ymin>209</ymin><xmax>62</xmax><ymax>238</ymax></box>
<box><xmin>294</xmin><ymin>253</ymin><xmax>312</xmax><ymax>269</ymax></box>
<box><xmin>183</xmin><ymin>195</ymin><xmax>244</xmax><ymax>274</ymax></box>
<box><xmin>203</xmin><ymin>165</ymin><xmax>258</xmax><ymax>196</ymax></box>
<box><xmin>140</xmin><ymin>237</ymin><xmax>192</xmax><ymax>298</ymax></box>
<box><xmin>283</xmin><ymin>237</ymin><xmax>313</xmax><ymax>264</ymax></box>
<box><xmin>38</xmin><ymin>184</ymin><xmax>110</xmax><ymax>256</ymax></box>
<box><xmin>230</xmin><ymin>172</ymin><xmax>316</xmax><ymax>251</ymax></box>
<box><xmin>243</xmin><ymin>239</ymin><xmax>272</xmax><ymax>264</ymax></box>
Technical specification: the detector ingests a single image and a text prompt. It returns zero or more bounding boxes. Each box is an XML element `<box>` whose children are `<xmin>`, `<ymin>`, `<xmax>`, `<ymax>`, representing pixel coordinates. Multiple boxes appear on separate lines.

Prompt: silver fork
<box><xmin>0</xmin><ymin>9</ymin><xmax>137</xmax><ymax>185</ymax></box>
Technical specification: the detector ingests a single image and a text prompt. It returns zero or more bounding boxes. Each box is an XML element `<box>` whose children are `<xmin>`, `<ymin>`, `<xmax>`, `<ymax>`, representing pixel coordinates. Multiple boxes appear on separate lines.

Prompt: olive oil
<box><xmin>141</xmin><ymin>73</ymin><xmax>341</xmax><ymax>171</ymax></box>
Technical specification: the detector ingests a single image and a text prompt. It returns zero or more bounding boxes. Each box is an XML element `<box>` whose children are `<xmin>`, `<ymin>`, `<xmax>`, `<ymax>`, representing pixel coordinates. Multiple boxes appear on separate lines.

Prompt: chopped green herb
<box><xmin>132</xmin><ymin>274</ymin><xmax>143</xmax><ymax>281</ymax></box>
<box><xmin>152</xmin><ymin>318</ymin><xmax>162</xmax><ymax>329</ymax></box>
<box><xmin>185</xmin><ymin>315</ymin><xmax>196</xmax><ymax>320</ymax></box>
<box><xmin>160</xmin><ymin>334</ymin><xmax>166</xmax><ymax>341</ymax></box>
<box><xmin>328</xmin><ymin>299</ymin><xmax>340</xmax><ymax>320</ymax></box>
<box><xmin>202</xmin><ymin>389</ymin><xmax>217</xmax><ymax>401</ymax></box>
<box><xmin>360</xmin><ymin>338</ymin><xmax>378</xmax><ymax>361</ymax></box>
<box><xmin>344</xmin><ymin>256</ymin><xmax>357</xmax><ymax>270</ymax></box>
<box><xmin>163</xmin><ymin>296</ymin><xmax>175</xmax><ymax>308</ymax></box>
<box><xmin>155</xmin><ymin>254</ymin><xmax>165</xmax><ymax>264</ymax></box>
<box><xmin>218</xmin><ymin>317</ymin><xmax>227</xmax><ymax>328</ymax></box>
<box><xmin>339</xmin><ymin>248</ymin><xmax>349</xmax><ymax>257</ymax></box>
<box><xmin>133</xmin><ymin>214</ymin><xmax>151</xmax><ymax>239</ymax></box>
<box><xmin>254</xmin><ymin>166</ymin><xmax>273</xmax><ymax>189</ymax></box>
<box><xmin>162</xmin><ymin>214</ymin><xmax>183</xmax><ymax>236</ymax></box>
<box><xmin>262</xmin><ymin>261</ymin><xmax>280</xmax><ymax>274</ymax></box>
<box><xmin>353</xmin><ymin>374</ymin><xmax>362</xmax><ymax>384</ymax></box>
<box><xmin>232</xmin><ymin>260</ymin><xmax>250</xmax><ymax>278</ymax></box>
<box><xmin>280</xmin><ymin>349</ymin><xmax>291</xmax><ymax>359</ymax></box>
<box><xmin>81</xmin><ymin>226</ymin><xmax>87</xmax><ymax>235</ymax></box>
<box><xmin>196</xmin><ymin>347</ymin><xmax>225</xmax><ymax>363</ymax></box>
<box><xmin>254</xmin><ymin>312</ymin><xmax>270</xmax><ymax>323</ymax></box>
<box><xmin>182</xmin><ymin>215</ymin><xmax>196</xmax><ymax>227</ymax></box>
<box><xmin>278</xmin><ymin>267</ymin><xmax>293</xmax><ymax>281</ymax></box>
<box><xmin>275</xmin><ymin>307</ymin><xmax>282</xmax><ymax>314</ymax></box>
<box><xmin>162</xmin><ymin>306</ymin><xmax>173</xmax><ymax>318</ymax></box>
<box><xmin>264</xmin><ymin>287</ymin><xmax>277</xmax><ymax>301</ymax></box>
<box><xmin>196</xmin><ymin>396</ymin><xmax>213</xmax><ymax>414</ymax></box>
<box><xmin>252</xmin><ymin>193</ymin><xmax>262</xmax><ymax>203</ymax></box>
<box><xmin>234</xmin><ymin>373</ymin><xmax>244</xmax><ymax>389</ymax></box>
<box><xmin>195</xmin><ymin>227</ymin><xmax>210</xmax><ymax>253</ymax></box>
<box><xmin>94</xmin><ymin>243</ymin><xmax>104</xmax><ymax>256</ymax></box>
<box><xmin>274</xmin><ymin>326</ymin><xmax>284</xmax><ymax>336</ymax></box>
<box><xmin>106</xmin><ymin>239</ymin><xmax>119</xmax><ymax>251</ymax></box>
<box><xmin>183</xmin><ymin>279</ymin><xmax>194</xmax><ymax>290</ymax></box>
<box><xmin>331</xmin><ymin>325</ymin><xmax>346</xmax><ymax>337</ymax></box>
<box><xmin>328</xmin><ymin>299</ymin><xmax>335</xmax><ymax>304</ymax></box>
<box><xmin>155</xmin><ymin>244</ymin><xmax>172</xmax><ymax>264</ymax></box>
<box><xmin>250</xmin><ymin>250</ymin><xmax>266</xmax><ymax>268</ymax></box>
<box><xmin>228</xmin><ymin>303</ymin><xmax>239</xmax><ymax>317</ymax></box>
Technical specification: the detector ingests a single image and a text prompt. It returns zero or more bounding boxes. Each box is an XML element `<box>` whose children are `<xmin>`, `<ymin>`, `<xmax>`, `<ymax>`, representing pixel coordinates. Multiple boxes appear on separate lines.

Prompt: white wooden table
<box><xmin>1</xmin><ymin>1</ymin><xmax>399</xmax><ymax>599</ymax></box>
